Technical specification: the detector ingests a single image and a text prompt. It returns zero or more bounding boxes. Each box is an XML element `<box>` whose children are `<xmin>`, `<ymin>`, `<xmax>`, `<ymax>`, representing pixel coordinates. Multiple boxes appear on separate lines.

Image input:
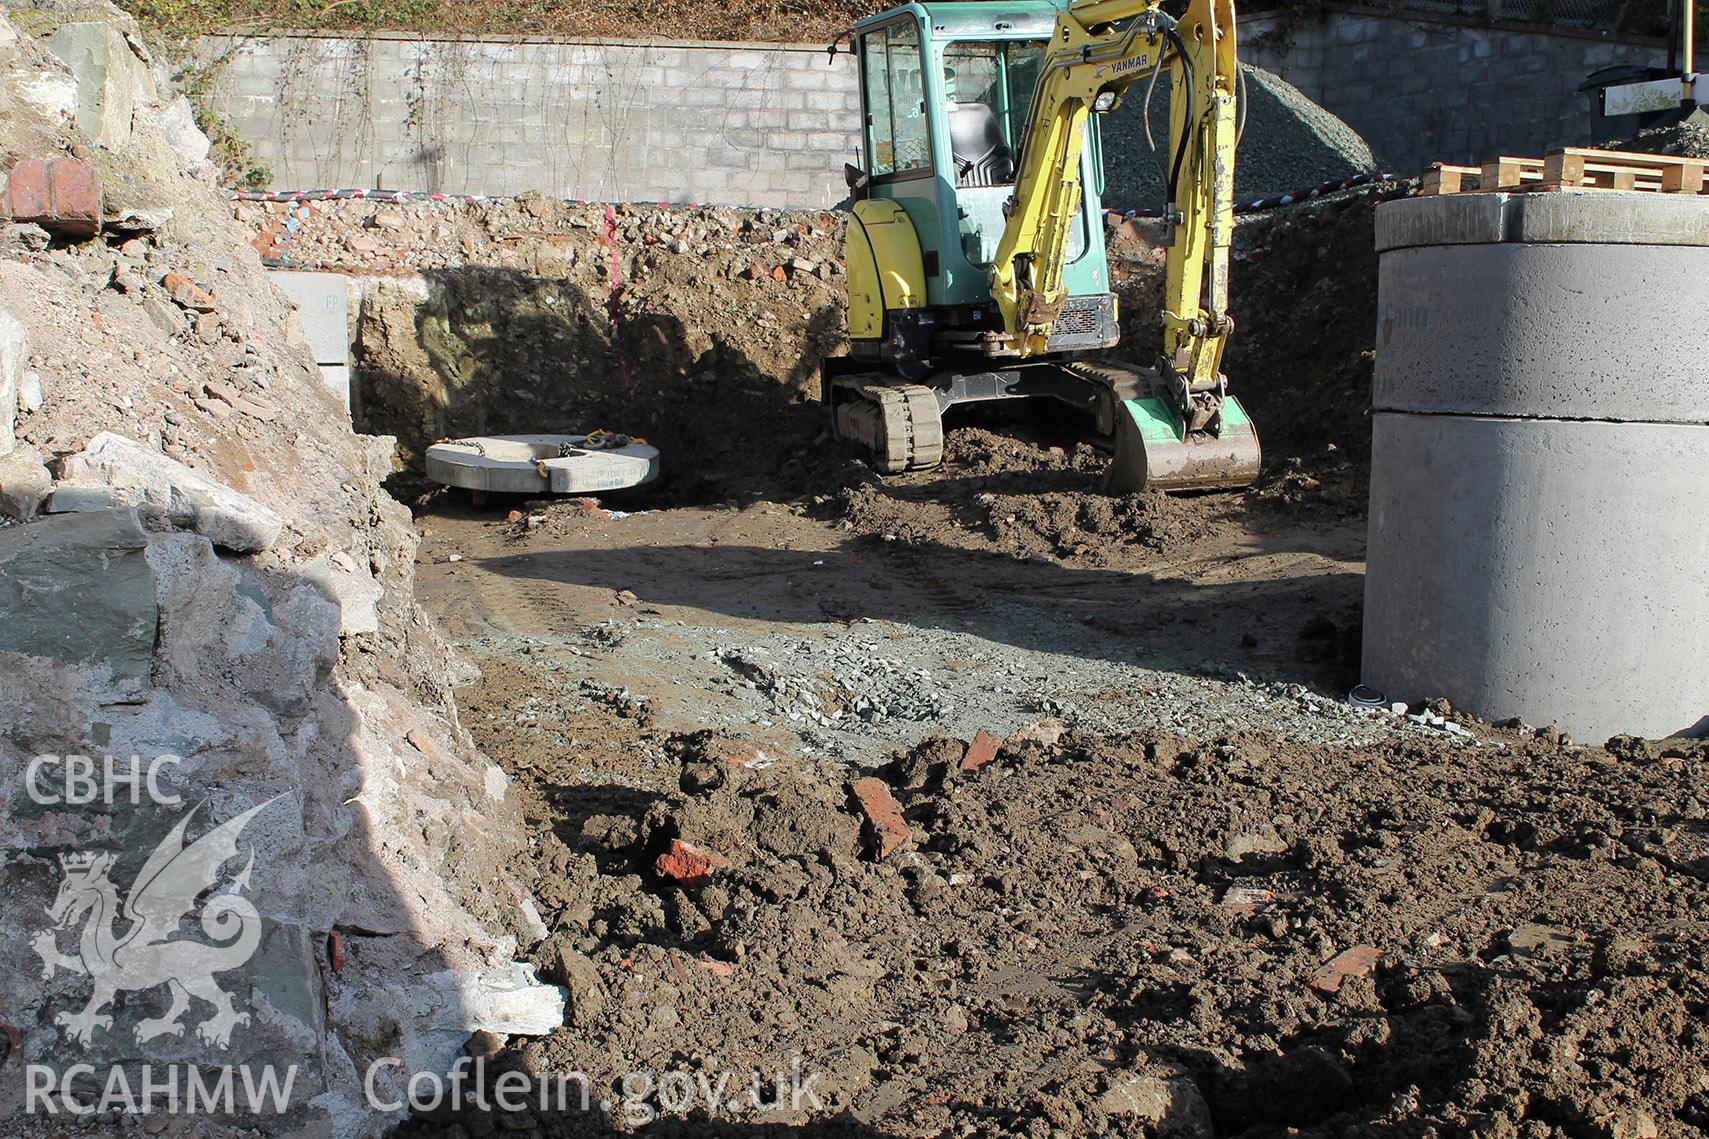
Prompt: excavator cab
<box><xmin>826</xmin><ymin>0</ymin><xmax>1262</xmax><ymax>492</ymax></box>
<box><xmin>839</xmin><ymin>3</ymin><xmax>1119</xmax><ymax>365</ymax></box>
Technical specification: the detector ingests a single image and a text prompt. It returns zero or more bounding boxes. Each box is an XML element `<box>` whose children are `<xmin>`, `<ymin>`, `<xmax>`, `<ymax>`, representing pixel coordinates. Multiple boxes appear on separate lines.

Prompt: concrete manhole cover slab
<box><xmin>426</xmin><ymin>434</ymin><xmax>660</xmax><ymax>495</ymax></box>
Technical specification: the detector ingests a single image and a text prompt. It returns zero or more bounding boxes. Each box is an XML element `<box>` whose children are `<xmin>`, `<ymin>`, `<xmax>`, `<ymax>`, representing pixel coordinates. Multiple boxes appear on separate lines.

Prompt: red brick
<box><xmin>959</xmin><ymin>729</ymin><xmax>1001</xmax><ymax>774</ymax></box>
<box><xmin>1308</xmin><ymin>945</ymin><xmax>1381</xmax><ymax>994</ymax></box>
<box><xmin>5</xmin><ymin>160</ymin><xmax>50</xmax><ymax>219</ymax></box>
<box><xmin>694</xmin><ymin>959</ymin><xmax>734</xmax><ymax>978</ymax></box>
<box><xmin>653</xmin><ymin>839</ymin><xmax>730</xmax><ymax>887</ymax></box>
<box><xmin>771</xmin><ymin>265</ymin><xmax>788</xmax><ymax>283</ymax></box>
<box><xmin>850</xmin><ymin>777</ymin><xmax>909</xmax><ymax>860</ymax></box>
<box><xmin>3</xmin><ymin>159</ymin><xmax>101</xmax><ymax>238</ymax></box>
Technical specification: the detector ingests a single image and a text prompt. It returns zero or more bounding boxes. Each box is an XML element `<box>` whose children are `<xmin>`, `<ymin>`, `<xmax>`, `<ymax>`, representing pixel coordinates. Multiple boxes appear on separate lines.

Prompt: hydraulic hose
<box><xmin>1236</xmin><ymin>60</ymin><xmax>1248</xmax><ymax>148</ymax></box>
<box><xmin>1163</xmin><ymin>27</ymin><xmax>1194</xmax><ymax>212</ymax></box>
<box><xmin>1141</xmin><ymin>50</ymin><xmax>1166</xmax><ymax>181</ymax></box>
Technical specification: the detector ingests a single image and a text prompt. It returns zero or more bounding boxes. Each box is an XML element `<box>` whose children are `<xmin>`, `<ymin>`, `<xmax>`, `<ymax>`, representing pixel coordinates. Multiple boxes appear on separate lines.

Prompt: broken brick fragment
<box><xmin>653</xmin><ymin>839</ymin><xmax>730</xmax><ymax>886</ymax></box>
<box><xmin>161</xmin><ymin>271</ymin><xmax>215</xmax><ymax>312</ymax></box>
<box><xmin>1308</xmin><ymin>945</ymin><xmax>1381</xmax><ymax>994</ymax></box>
<box><xmin>695</xmin><ymin>959</ymin><xmax>734</xmax><ymax>978</ymax></box>
<box><xmin>850</xmin><ymin>776</ymin><xmax>909</xmax><ymax>860</ymax></box>
<box><xmin>771</xmin><ymin>265</ymin><xmax>788</xmax><ymax>283</ymax></box>
<box><xmin>960</xmin><ymin>729</ymin><xmax>1001</xmax><ymax>774</ymax></box>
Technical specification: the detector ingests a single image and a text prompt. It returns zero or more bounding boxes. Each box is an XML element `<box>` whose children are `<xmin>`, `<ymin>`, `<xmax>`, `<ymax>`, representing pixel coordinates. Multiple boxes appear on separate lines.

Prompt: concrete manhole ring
<box><xmin>425</xmin><ymin>434</ymin><xmax>660</xmax><ymax>495</ymax></box>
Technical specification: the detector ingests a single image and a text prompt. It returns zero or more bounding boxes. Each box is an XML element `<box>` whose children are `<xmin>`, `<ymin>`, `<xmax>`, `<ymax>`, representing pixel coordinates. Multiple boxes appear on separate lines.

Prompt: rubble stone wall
<box><xmin>0</xmin><ymin>6</ymin><xmax>562</xmax><ymax>1133</ymax></box>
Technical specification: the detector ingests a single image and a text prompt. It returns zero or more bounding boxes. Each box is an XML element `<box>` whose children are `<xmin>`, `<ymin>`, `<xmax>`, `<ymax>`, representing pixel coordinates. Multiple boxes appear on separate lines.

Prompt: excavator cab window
<box><xmin>861</xmin><ymin>21</ymin><xmax>932</xmax><ymax>180</ymax></box>
<box><xmin>942</xmin><ymin>41</ymin><xmax>1043</xmax><ymax>188</ymax></box>
<box><xmin>946</xmin><ymin>39</ymin><xmax>1086</xmax><ymax>269</ymax></box>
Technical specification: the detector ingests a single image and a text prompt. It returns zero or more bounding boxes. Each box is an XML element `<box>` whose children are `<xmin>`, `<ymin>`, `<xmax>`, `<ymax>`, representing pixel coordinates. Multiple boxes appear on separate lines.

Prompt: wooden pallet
<box><xmin>1423</xmin><ymin>147</ymin><xmax>1708</xmax><ymax>196</ymax></box>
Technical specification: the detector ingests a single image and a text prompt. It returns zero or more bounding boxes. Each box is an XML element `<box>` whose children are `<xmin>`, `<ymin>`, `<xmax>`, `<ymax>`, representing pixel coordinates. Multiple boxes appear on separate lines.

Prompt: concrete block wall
<box><xmin>1242</xmin><ymin>6</ymin><xmax>1667</xmax><ymax>177</ymax></box>
<box><xmin>204</xmin><ymin>11</ymin><xmax>1668</xmax><ymax>209</ymax></box>
<box><xmin>268</xmin><ymin>269</ymin><xmax>354</xmax><ymax>412</ymax></box>
<box><xmin>202</xmin><ymin>32</ymin><xmax>863</xmax><ymax>209</ymax></box>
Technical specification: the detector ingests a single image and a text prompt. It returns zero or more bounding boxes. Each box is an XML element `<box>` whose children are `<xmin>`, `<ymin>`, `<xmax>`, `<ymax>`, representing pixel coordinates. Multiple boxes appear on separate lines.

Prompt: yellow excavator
<box><xmin>823</xmin><ymin>0</ymin><xmax>1261</xmax><ymax>491</ymax></box>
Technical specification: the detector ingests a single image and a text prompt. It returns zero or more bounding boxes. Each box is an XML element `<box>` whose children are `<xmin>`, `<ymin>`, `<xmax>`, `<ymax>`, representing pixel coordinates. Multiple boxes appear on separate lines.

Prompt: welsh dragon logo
<box><xmin>31</xmin><ymin>796</ymin><xmax>283</xmax><ymax>1050</ymax></box>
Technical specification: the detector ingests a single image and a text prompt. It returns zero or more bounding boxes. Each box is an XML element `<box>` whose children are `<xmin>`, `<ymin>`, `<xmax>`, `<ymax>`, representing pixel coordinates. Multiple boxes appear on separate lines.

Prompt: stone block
<box><xmin>320</xmin><ymin>364</ymin><xmax>352</xmax><ymax>411</ymax></box>
<box><xmin>0</xmin><ymin>508</ymin><xmax>156</xmax><ymax>702</ymax></box>
<box><xmin>300</xmin><ymin>553</ymin><xmax>384</xmax><ymax>636</ymax></box>
<box><xmin>46</xmin><ymin>481</ymin><xmax>126</xmax><ymax>512</ymax></box>
<box><xmin>57</xmin><ymin>431</ymin><xmax>285</xmax><ymax>553</ymax></box>
<box><xmin>0</xmin><ymin>446</ymin><xmax>51</xmax><ymax>520</ymax></box>
<box><xmin>268</xmin><ymin>270</ymin><xmax>352</xmax><ymax>366</ymax></box>
<box><xmin>153</xmin><ymin>95</ymin><xmax>212</xmax><ymax>167</ymax></box>
<box><xmin>47</xmin><ymin>22</ymin><xmax>157</xmax><ymax>150</ymax></box>
<box><xmin>0</xmin><ymin>305</ymin><xmax>21</xmax><ymax>455</ymax></box>
<box><xmin>788</xmin><ymin>67</ymin><xmax>830</xmax><ymax>92</ymax></box>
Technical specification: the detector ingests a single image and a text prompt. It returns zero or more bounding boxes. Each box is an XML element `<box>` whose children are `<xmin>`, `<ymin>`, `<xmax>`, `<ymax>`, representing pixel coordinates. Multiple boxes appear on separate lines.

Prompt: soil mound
<box><xmin>399</xmin><ymin>717</ymin><xmax>1709</xmax><ymax>1137</ymax></box>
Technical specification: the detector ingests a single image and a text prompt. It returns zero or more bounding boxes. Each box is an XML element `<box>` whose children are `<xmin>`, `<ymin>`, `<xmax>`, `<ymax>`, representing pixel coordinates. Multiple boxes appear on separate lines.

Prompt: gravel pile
<box><xmin>714</xmin><ymin>640</ymin><xmax>956</xmax><ymax>730</ymax></box>
<box><xmin>1606</xmin><ymin>116</ymin><xmax>1709</xmax><ymax>158</ymax></box>
<box><xmin>1102</xmin><ymin>64</ymin><xmax>1380</xmax><ymax>211</ymax></box>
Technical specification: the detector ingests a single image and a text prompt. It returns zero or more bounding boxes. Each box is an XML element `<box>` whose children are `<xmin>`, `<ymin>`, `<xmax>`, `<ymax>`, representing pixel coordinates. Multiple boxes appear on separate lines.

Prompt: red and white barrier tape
<box><xmin>229</xmin><ymin>188</ymin><xmax>731</xmax><ymax>209</ymax></box>
<box><xmin>234</xmin><ymin>171</ymin><xmax>1401</xmax><ymax>218</ymax></box>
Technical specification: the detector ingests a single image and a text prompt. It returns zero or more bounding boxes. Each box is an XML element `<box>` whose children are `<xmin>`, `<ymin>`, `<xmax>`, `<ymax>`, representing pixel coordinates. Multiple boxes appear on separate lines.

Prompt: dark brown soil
<box><xmin>818</xmin><ymin>422</ymin><xmax>1361</xmax><ymax>569</ymax></box>
<box><xmin>391</xmin><ymin>206</ymin><xmax>1705</xmax><ymax>1132</ymax></box>
<box><xmin>396</xmin><ymin>693</ymin><xmax>1709</xmax><ymax>1138</ymax></box>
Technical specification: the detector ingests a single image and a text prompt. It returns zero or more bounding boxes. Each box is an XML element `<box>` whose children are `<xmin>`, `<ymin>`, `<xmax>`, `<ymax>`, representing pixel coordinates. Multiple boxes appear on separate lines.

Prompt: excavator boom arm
<box><xmin>991</xmin><ymin>0</ymin><xmax>1238</xmax><ymax>393</ymax></box>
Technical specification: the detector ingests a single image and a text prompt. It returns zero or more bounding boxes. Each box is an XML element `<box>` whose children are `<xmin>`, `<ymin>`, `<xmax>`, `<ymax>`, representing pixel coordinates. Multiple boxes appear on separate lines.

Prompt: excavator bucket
<box><xmin>1105</xmin><ymin>395</ymin><xmax>1263</xmax><ymax>493</ymax></box>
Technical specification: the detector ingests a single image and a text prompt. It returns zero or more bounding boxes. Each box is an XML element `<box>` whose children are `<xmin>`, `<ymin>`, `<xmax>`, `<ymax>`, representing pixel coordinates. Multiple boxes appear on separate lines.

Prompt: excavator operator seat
<box><xmin>947</xmin><ymin>101</ymin><xmax>1015</xmax><ymax>187</ymax></box>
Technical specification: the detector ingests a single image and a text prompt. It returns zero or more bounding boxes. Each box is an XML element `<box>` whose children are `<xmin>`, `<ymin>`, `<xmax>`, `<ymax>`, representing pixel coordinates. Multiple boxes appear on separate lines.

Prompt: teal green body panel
<box><xmin>1120</xmin><ymin>395</ymin><xmax>1257</xmax><ymax>443</ymax></box>
<box><xmin>1122</xmin><ymin>397</ymin><xmax>1187</xmax><ymax>445</ymax></box>
<box><xmin>854</xmin><ymin>1</ymin><xmax>1112</xmax><ymax>310</ymax></box>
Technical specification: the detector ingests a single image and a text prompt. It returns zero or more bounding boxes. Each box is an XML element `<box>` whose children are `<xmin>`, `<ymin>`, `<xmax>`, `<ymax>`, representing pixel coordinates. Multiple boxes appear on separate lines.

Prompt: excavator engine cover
<box><xmin>1106</xmin><ymin>391</ymin><xmax>1262</xmax><ymax>493</ymax></box>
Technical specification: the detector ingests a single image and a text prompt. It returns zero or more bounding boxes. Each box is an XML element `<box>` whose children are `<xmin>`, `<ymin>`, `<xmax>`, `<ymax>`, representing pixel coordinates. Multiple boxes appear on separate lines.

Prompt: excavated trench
<box><xmin>271</xmin><ymin>194</ymin><xmax>1709</xmax><ymax>1139</ymax></box>
<box><xmin>7</xmin><ymin>3</ymin><xmax>1708</xmax><ymax>1132</ymax></box>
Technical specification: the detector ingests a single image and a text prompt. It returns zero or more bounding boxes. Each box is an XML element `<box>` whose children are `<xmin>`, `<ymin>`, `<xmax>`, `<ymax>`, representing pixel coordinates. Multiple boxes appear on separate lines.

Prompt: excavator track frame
<box><xmin>827</xmin><ymin>376</ymin><xmax>946</xmax><ymax>474</ymax></box>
